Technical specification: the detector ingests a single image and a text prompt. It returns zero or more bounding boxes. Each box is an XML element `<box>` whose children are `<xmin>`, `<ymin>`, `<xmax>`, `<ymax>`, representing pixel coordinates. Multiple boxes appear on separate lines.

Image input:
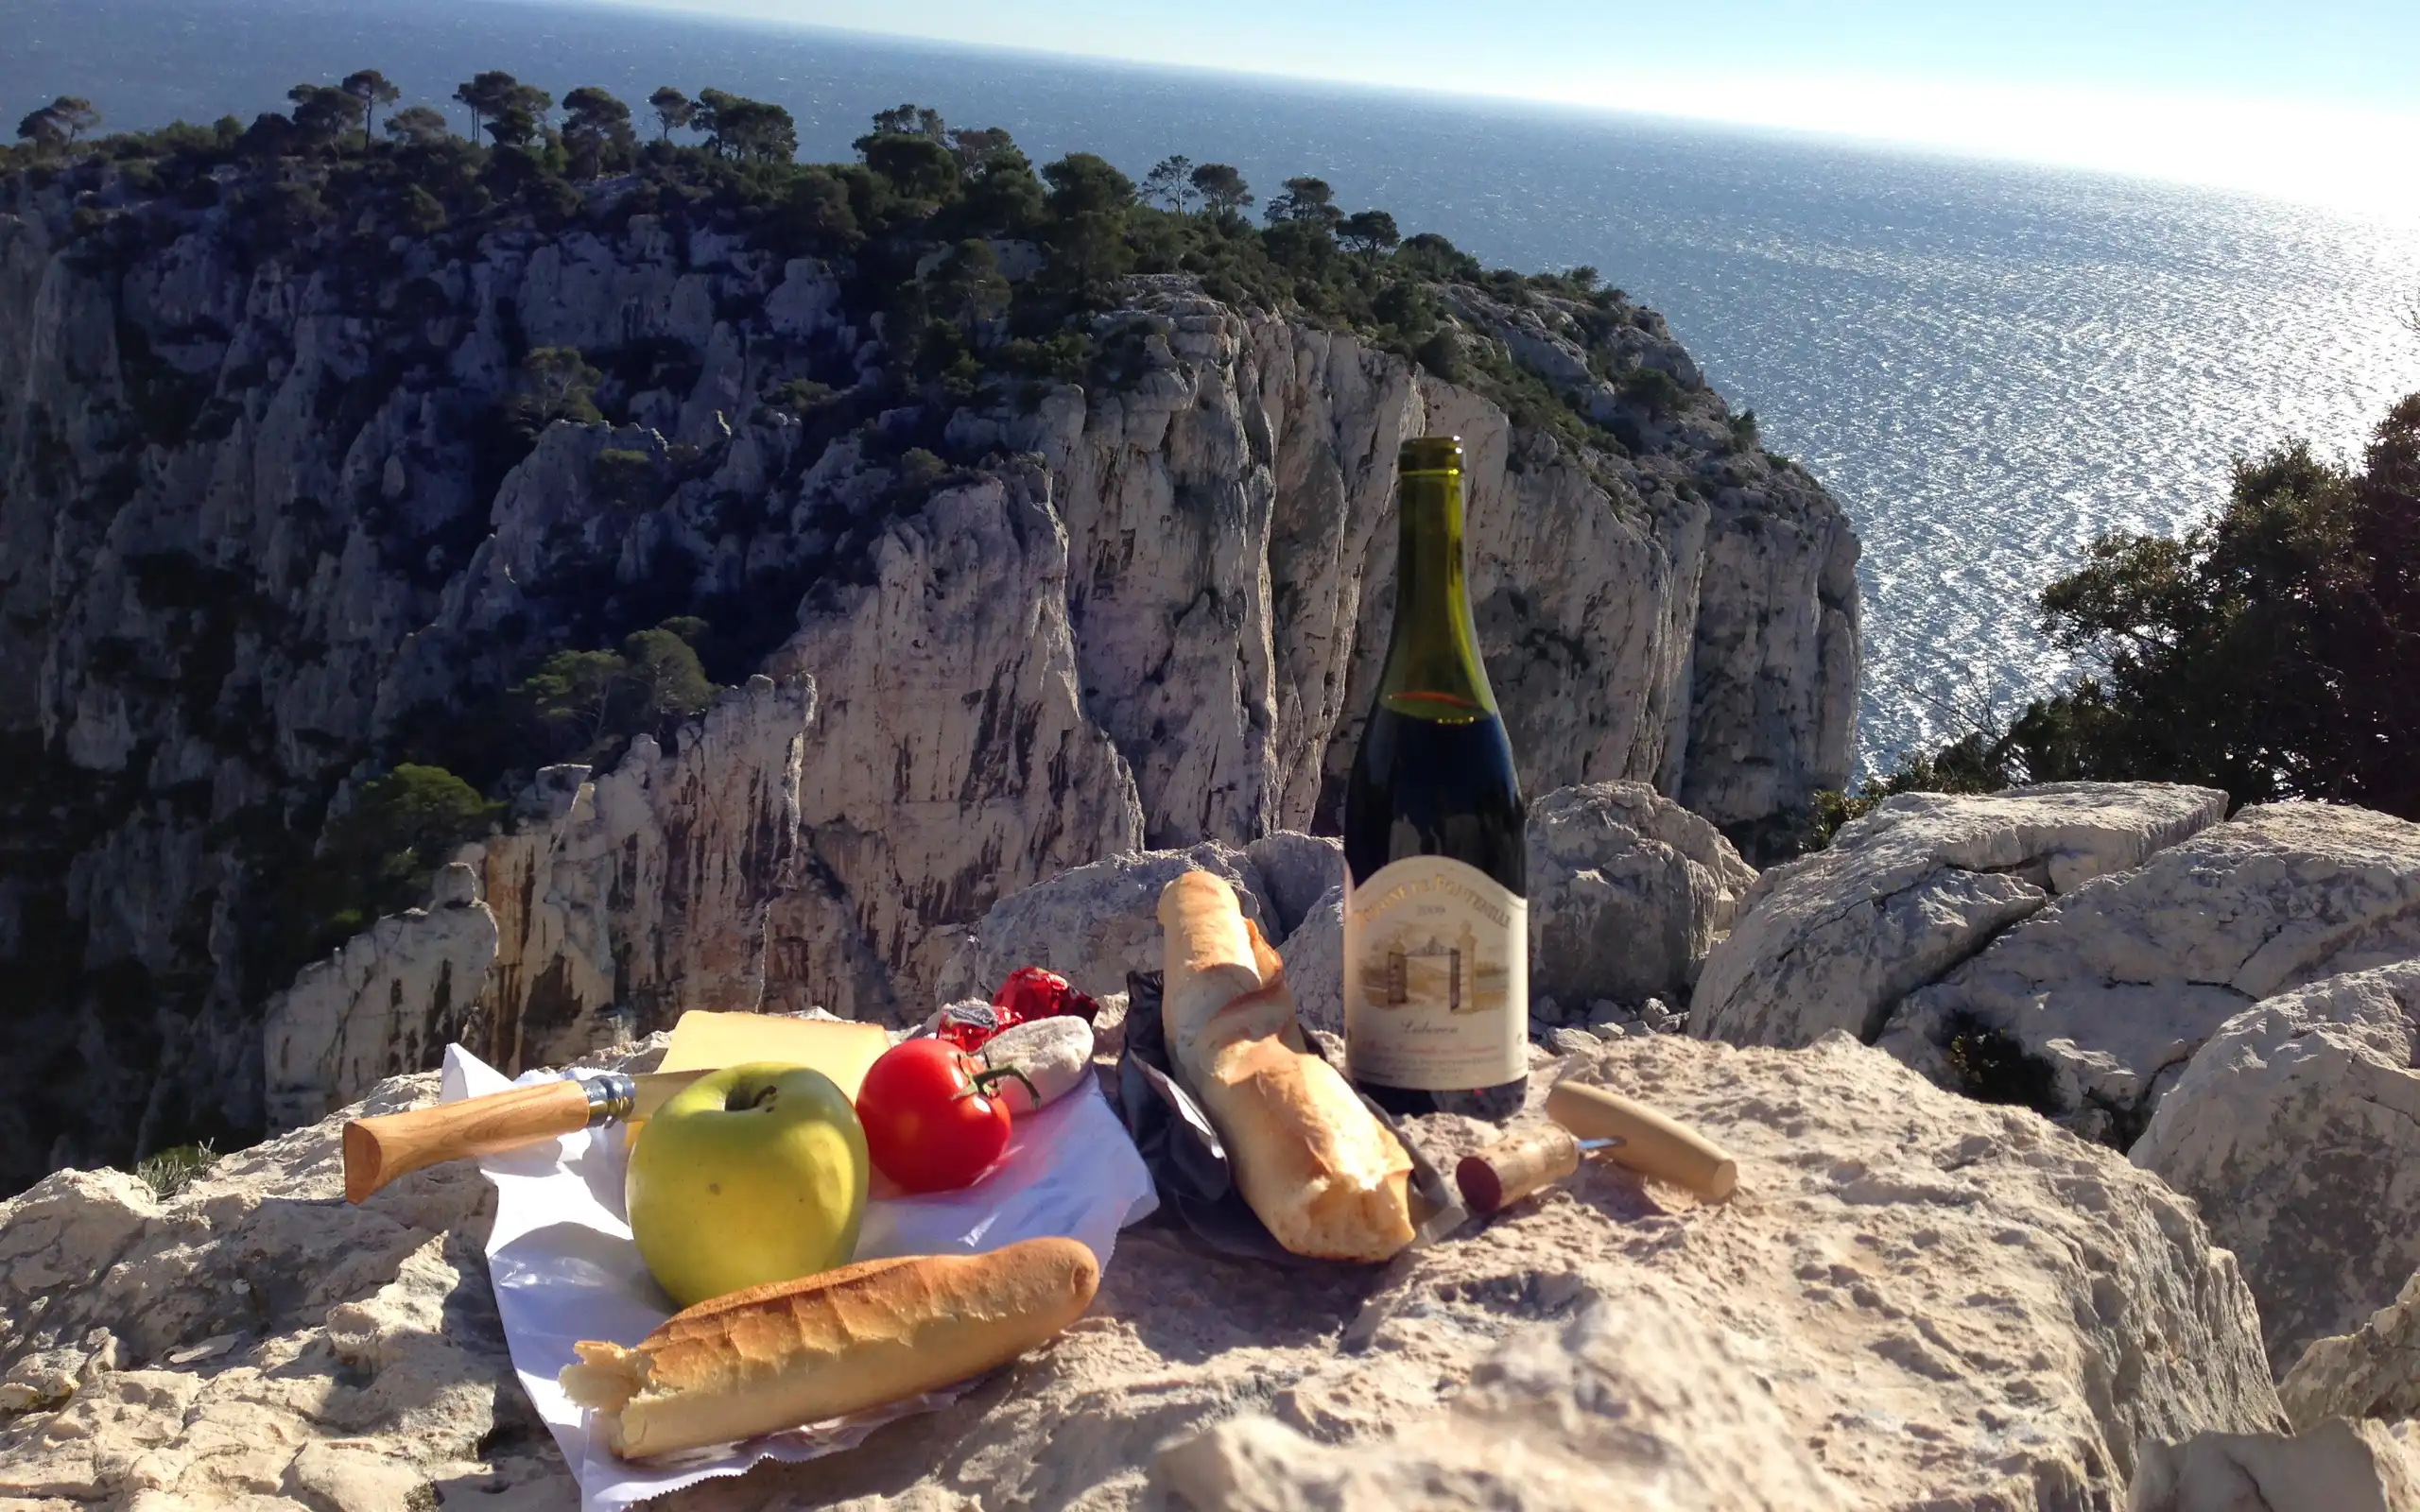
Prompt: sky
<box><xmin>597</xmin><ymin>0</ymin><xmax>2420</xmax><ymax>215</ymax></box>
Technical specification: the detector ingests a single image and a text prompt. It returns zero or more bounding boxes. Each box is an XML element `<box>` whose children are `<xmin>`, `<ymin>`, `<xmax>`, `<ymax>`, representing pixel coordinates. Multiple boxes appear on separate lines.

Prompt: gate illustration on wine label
<box><xmin>1365</xmin><ymin>919</ymin><xmax>1507</xmax><ymax>1015</ymax></box>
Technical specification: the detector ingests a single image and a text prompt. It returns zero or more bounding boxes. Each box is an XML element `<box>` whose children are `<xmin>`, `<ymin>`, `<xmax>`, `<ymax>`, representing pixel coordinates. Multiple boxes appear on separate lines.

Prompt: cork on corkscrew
<box><xmin>1454</xmin><ymin>1081</ymin><xmax>1738</xmax><ymax>1216</ymax></box>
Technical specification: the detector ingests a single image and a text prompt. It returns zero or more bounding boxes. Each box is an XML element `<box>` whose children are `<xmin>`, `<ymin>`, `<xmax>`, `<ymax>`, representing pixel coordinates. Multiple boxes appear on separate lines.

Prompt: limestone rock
<box><xmin>260</xmin><ymin>866</ymin><xmax>499</xmax><ymax>1128</ymax></box>
<box><xmin>767</xmin><ymin>471</ymin><xmax>1149</xmax><ymax>1023</ymax></box>
<box><xmin>1528</xmin><ymin>781</ymin><xmax>1755</xmax><ymax>1008</ymax></box>
<box><xmin>2133</xmin><ymin>963</ymin><xmax>2420</xmax><ymax>1374</ymax></box>
<box><xmin>1889</xmin><ymin>801</ymin><xmax>2420</xmax><ymax>1137</ymax></box>
<box><xmin>1279</xmin><ymin>883</ymin><xmax>1346</xmax><ymax>1035</ymax></box>
<box><xmin>2282</xmin><ymin>1270</ymin><xmax>2420</xmax><ymax>1432</ymax></box>
<box><xmin>2129</xmin><ymin>1418</ymin><xmax>2420</xmax><ymax>1512</ymax></box>
<box><xmin>0</xmin><ymin>1072</ymin><xmax>574</xmax><ymax>1512</ymax></box>
<box><xmin>0</xmin><ymin>173</ymin><xmax>1859</xmax><ymax>1186</ymax></box>
<box><xmin>935</xmin><ymin>839</ymin><xmax>1282</xmax><ymax>1005</ymax></box>
<box><xmin>1</xmin><ymin>1033</ymin><xmax>2280</xmax><ymax>1511</ymax></box>
<box><xmin>1430</xmin><ymin>287</ymin><xmax>1859</xmax><ymax>827</ymax></box>
<box><xmin>1155</xmin><ymin>1285</ymin><xmax>1853</xmax><ymax>1510</ymax></box>
<box><xmin>1590</xmin><ymin>995</ymin><xmax>1686</xmax><ymax>1037</ymax></box>
<box><xmin>474</xmin><ymin>676</ymin><xmax>816</xmax><ymax>1071</ymax></box>
<box><xmin>1694</xmin><ymin>782</ymin><xmax>2227</xmax><ymax>1048</ymax></box>
<box><xmin>1241</xmin><ymin>832</ymin><xmax>1343</xmax><ymax>936</ymax></box>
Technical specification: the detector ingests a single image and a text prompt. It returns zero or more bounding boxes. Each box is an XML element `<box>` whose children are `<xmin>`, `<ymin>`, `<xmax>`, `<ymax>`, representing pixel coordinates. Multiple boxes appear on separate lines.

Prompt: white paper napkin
<box><xmin>441</xmin><ymin>1042</ymin><xmax>1158</xmax><ymax>1512</ymax></box>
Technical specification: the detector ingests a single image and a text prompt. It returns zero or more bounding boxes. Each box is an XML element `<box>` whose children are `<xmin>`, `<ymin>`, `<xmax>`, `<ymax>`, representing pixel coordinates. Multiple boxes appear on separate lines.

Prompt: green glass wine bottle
<box><xmin>1341</xmin><ymin>435</ymin><xmax>1529</xmax><ymax>1121</ymax></box>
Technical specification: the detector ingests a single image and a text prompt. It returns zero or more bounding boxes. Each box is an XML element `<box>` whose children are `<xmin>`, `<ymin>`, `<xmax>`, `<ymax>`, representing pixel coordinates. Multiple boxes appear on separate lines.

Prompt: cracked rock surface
<box><xmin>1885</xmin><ymin>800</ymin><xmax>2420</xmax><ymax>1141</ymax></box>
<box><xmin>1689</xmin><ymin>785</ymin><xmax>2420</xmax><ymax>1403</ymax></box>
<box><xmin>1691</xmin><ymin>782</ymin><xmax>2227</xmax><ymax>1050</ymax></box>
<box><xmin>2129</xmin><ymin>1418</ymin><xmax>2420</xmax><ymax>1512</ymax></box>
<box><xmin>2134</xmin><ymin>961</ymin><xmax>2420</xmax><ymax>1375</ymax></box>
<box><xmin>2283</xmin><ymin>1268</ymin><xmax>2420</xmax><ymax>1434</ymax></box>
<box><xmin>0</xmin><ymin>1033</ymin><xmax>2282</xmax><ymax>1511</ymax></box>
<box><xmin>0</xmin><ymin>1081</ymin><xmax>567</xmax><ymax>1512</ymax></box>
<box><xmin>1527</xmin><ymin>781</ymin><xmax>1756</xmax><ymax>1011</ymax></box>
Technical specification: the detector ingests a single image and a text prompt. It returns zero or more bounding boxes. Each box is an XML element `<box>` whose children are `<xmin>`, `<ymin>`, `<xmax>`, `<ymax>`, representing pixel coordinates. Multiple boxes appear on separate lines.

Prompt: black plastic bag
<box><xmin>1117</xmin><ymin>971</ymin><xmax>1315</xmax><ymax>1264</ymax></box>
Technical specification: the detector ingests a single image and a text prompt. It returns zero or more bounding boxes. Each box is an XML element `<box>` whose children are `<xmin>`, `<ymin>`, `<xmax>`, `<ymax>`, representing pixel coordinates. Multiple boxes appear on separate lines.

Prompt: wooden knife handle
<box><xmin>1546</xmin><ymin>1081</ymin><xmax>1738</xmax><ymax>1202</ymax></box>
<box><xmin>342</xmin><ymin>1079</ymin><xmax>595</xmax><ymax>1203</ymax></box>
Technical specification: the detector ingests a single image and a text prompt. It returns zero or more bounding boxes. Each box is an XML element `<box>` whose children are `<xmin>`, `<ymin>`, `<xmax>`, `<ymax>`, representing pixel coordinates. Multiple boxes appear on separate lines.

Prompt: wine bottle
<box><xmin>1341</xmin><ymin>435</ymin><xmax>1529</xmax><ymax>1121</ymax></box>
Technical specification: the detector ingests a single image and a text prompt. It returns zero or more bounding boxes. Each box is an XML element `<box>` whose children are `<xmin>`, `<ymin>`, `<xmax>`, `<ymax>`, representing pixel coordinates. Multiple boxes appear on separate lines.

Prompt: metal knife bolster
<box><xmin>579</xmin><ymin>1072</ymin><xmax>637</xmax><ymax>1125</ymax></box>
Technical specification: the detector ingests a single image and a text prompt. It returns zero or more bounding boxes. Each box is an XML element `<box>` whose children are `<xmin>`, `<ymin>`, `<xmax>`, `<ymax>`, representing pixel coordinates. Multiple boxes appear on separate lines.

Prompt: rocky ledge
<box><xmin>19</xmin><ymin>780</ymin><xmax>2420</xmax><ymax>1506</ymax></box>
<box><xmin>1689</xmin><ymin>782</ymin><xmax>2420</xmax><ymax>1380</ymax></box>
<box><xmin>0</xmin><ymin>1027</ymin><xmax>2334</xmax><ymax>1511</ymax></box>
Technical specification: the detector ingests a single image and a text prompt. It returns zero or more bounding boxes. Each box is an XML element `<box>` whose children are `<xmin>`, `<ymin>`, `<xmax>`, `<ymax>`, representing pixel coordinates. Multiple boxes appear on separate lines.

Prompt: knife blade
<box><xmin>341</xmin><ymin>1068</ymin><xmax>710</xmax><ymax>1204</ymax></box>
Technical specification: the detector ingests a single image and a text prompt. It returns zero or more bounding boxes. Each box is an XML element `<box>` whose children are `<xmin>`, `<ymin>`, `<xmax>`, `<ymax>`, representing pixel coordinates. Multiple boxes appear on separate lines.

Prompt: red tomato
<box><xmin>854</xmin><ymin>1039</ymin><xmax>1024</xmax><ymax>1193</ymax></box>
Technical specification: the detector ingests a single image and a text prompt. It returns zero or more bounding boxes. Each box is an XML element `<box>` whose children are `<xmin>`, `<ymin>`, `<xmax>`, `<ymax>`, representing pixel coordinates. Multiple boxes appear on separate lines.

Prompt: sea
<box><xmin>13</xmin><ymin>0</ymin><xmax>2420</xmax><ymax>771</ymax></box>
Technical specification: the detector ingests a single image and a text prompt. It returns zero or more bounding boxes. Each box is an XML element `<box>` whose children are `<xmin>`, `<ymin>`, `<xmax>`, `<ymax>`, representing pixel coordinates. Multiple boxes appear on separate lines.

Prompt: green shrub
<box><xmin>132</xmin><ymin>1141</ymin><xmax>216</xmax><ymax>1199</ymax></box>
<box><xmin>1415</xmin><ymin>329</ymin><xmax>1461</xmax><ymax>382</ymax></box>
<box><xmin>997</xmin><ymin>331</ymin><xmax>1094</xmax><ymax>383</ymax></box>
<box><xmin>311</xmin><ymin>764</ymin><xmax>501</xmax><ymax>947</ymax></box>
<box><xmin>765</xmin><ymin>377</ymin><xmax>836</xmax><ymax>414</ymax></box>
<box><xmin>510</xmin><ymin>620</ymin><xmax>718</xmax><ymax>766</ymax></box>
<box><xmin>1618</xmin><ymin>365</ymin><xmax>1686</xmax><ymax>418</ymax></box>
<box><xmin>509</xmin><ymin>347</ymin><xmax>603</xmax><ymax>430</ymax></box>
<box><xmin>589</xmin><ymin>447</ymin><xmax>659</xmax><ymax>507</ymax></box>
<box><xmin>400</xmin><ymin>183</ymin><xmax>446</xmax><ymax>232</ymax></box>
<box><xmin>1864</xmin><ymin>390</ymin><xmax>2420</xmax><ymax>825</ymax></box>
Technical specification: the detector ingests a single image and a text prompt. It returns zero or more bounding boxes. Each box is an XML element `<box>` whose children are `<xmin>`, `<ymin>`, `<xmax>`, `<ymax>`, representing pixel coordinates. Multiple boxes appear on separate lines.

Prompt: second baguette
<box><xmin>560</xmin><ymin>1237</ymin><xmax>1099</xmax><ymax>1458</ymax></box>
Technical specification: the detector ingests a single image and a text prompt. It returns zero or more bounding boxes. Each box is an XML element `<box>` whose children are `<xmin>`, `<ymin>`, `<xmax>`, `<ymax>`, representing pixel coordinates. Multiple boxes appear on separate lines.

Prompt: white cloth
<box><xmin>441</xmin><ymin>1043</ymin><xmax>1158</xmax><ymax>1512</ymax></box>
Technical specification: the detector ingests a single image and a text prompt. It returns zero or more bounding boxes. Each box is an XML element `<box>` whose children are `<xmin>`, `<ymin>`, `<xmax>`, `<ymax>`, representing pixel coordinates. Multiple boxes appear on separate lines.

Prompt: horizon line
<box><xmin>534</xmin><ymin>0</ymin><xmax>2420</xmax><ymax>226</ymax></box>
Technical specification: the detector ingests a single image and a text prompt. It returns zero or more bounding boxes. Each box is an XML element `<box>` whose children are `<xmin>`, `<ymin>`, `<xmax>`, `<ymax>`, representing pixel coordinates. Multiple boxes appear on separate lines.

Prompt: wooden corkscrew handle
<box><xmin>1547</xmin><ymin>1080</ymin><xmax>1738</xmax><ymax>1201</ymax></box>
<box><xmin>341</xmin><ymin>1079</ymin><xmax>596</xmax><ymax>1204</ymax></box>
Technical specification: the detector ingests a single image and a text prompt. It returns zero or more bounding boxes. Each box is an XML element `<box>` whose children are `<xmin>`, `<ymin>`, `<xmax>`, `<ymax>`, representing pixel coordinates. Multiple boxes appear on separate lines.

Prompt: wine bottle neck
<box><xmin>1377</xmin><ymin>464</ymin><xmax>1499</xmax><ymax>721</ymax></box>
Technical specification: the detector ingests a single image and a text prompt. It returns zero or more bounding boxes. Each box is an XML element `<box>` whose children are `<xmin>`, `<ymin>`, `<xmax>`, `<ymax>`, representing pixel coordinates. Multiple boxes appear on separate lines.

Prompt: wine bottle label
<box><xmin>1342</xmin><ymin>854</ymin><xmax>1528</xmax><ymax>1090</ymax></box>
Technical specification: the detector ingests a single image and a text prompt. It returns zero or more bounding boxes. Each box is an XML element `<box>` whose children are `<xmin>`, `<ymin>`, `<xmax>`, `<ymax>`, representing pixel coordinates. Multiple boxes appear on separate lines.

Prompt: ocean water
<box><xmin>13</xmin><ymin>0</ymin><xmax>2420</xmax><ymax>770</ymax></box>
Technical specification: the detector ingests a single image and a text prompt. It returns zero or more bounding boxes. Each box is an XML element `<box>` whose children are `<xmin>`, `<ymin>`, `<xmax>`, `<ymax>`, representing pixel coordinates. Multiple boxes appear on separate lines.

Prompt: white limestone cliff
<box><xmin>1692</xmin><ymin>782</ymin><xmax>2229</xmax><ymax>1049</ymax></box>
<box><xmin>1686</xmin><ymin>783</ymin><xmax>2420</xmax><ymax>1401</ymax></box>
<box><xmin>1889</xmin><ymin>800</ymin><xmax>2420</xmax><ymax>1139</ymax></box>
<box><xmin>260</xmin><ymin>863</ymin><xmax>495</xmax><ymax>1129</ymax></box>
<box><xmin>0</xmin><ymin>170</ymin><xmax>1858</xmax><ymax>1188</ymax></box>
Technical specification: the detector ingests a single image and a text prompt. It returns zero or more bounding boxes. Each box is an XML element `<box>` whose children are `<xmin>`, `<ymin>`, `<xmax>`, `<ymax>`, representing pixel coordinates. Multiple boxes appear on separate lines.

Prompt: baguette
<box><xmin>1156</xmin><ymin>871</ymin><xmax>1415</xmax><ymax>1263</ymax></box>
<box><xmin>560</xmin><ymin>1237</ymin><xmax>1099</xmax><ymax>1458</ymax></box>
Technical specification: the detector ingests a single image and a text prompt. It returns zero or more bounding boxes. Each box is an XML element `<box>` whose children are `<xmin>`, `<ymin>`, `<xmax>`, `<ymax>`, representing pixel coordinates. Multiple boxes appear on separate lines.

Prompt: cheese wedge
<box><xmin>627</xmin><ymin>1012</ymin><xmax>894</xmax><ymax>1141</ymax></box>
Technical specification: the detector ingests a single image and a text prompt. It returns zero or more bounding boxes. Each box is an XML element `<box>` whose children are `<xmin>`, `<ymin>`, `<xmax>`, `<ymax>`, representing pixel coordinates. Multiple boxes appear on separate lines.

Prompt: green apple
<box><xmin>625</xmin><ymin>1062</ymin><xmax>870</xmax><ymax>1309</ymax></box>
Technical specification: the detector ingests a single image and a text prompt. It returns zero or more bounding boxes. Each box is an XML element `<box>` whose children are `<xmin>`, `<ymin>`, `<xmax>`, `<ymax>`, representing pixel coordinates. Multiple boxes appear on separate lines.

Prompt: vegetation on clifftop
<box><xmin>7</xmin><ymin>73</ymin><xmax>1705</xmax><ymax>466</ymax></box>
<box><xmin>1829</xmin><ymin>390</ymin><xmax>2420</xmax><ymax>833</ymax></box>
<box><xmin>6</xmin><ymin>67</ymin><xmax>1745</xmax><ymax>809</ymax></box>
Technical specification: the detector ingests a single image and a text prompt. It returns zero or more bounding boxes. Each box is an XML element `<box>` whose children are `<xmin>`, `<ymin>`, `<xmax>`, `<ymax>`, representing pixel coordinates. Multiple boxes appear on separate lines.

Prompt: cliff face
<box><xmin>0</xmin><ymin>164</ymin><xmax>1857</xmax><ymax>1187</ymax></box>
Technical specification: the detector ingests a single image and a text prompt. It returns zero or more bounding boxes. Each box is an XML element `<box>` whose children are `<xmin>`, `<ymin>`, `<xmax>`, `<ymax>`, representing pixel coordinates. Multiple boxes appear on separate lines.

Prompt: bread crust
<box><xmin>1158</xmin><ymin>870</ymin><xmax>1265</xmax><ymax>1072</ymax></box>
<box><xmin>1156</xmin><ymin>872</ymin><xmax>1415</xmax><ymax>1263</ymax></box>
<box><xmin>560</xmin><ymin>1237</ymin><xmax>1100</xmax><ymax>1458</ymax></box>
